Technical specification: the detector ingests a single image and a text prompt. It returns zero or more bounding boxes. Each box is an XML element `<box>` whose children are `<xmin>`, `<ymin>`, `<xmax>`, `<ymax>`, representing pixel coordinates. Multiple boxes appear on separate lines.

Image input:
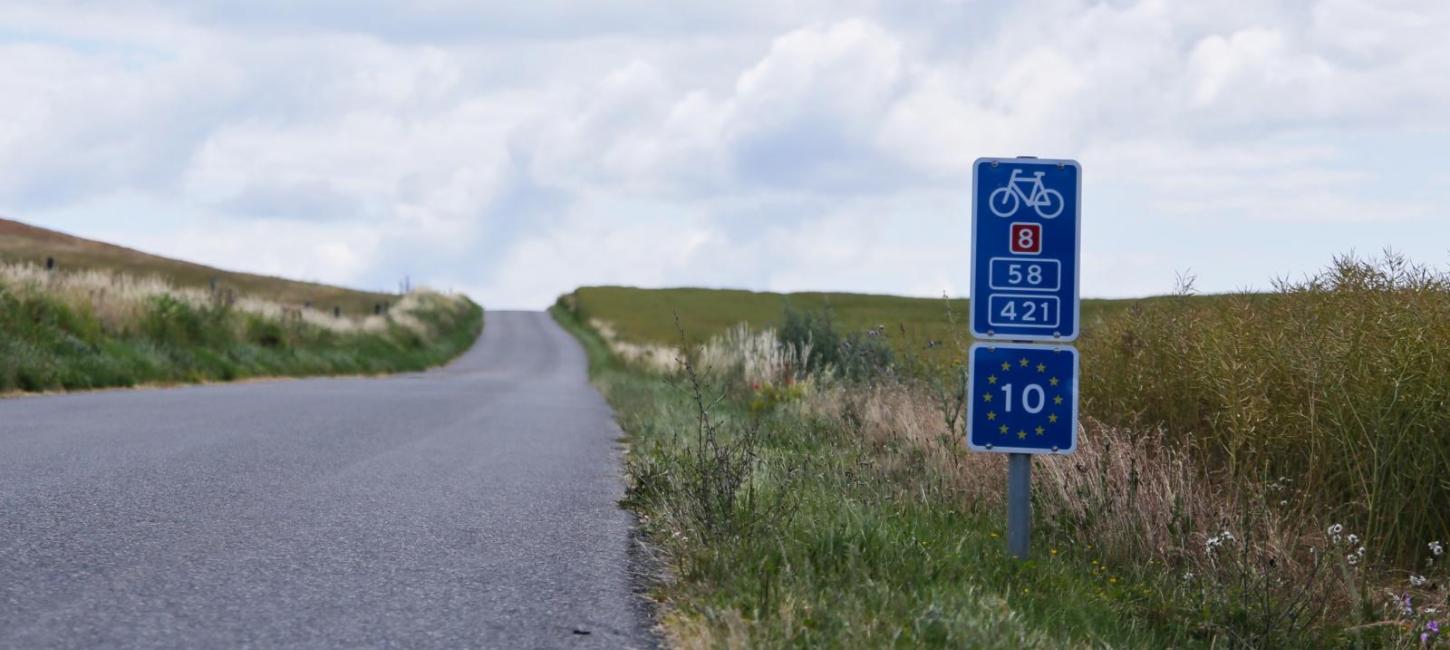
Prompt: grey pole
<box><xmin>1007</xmin><ymin>453</ymin><xmax>1031</xmax><ymax>559</ymax></box>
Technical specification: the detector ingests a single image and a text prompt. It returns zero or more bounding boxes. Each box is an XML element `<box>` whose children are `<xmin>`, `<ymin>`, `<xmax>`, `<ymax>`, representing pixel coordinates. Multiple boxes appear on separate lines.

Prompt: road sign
<box><xmin>965</xmin><ymin>342</ymin><xmax>1078</xmax><ymax>455</ymax></box>
<box><xmin>971</xmin><ymin>158</ymin><xmax>1080</xmax><ymax>341</ymax></box>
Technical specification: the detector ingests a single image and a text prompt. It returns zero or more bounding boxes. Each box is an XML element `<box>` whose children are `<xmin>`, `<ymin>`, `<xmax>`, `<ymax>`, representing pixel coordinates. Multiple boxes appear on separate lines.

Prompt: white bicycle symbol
<box><xmin>989</xmin><ymin>169</ymin><xmax>1064</xmax><ymax>219</ymax></box>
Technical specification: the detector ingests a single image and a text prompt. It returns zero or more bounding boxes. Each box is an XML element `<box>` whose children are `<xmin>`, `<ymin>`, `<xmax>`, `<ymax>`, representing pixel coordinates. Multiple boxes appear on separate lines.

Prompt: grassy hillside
<box><xmin>566</xmin><ymin>285</ymin><xmax>1162</xmax><ymax>353</ymax></box>
<box><xmin>0</xmin><ymin>219</ymin><xmax>482</xmax><ymax>393</ymax></box>
<box><xmin>557</xmin><ymin>255</ymin><xmax>1450</xmax><ymax>648</ymax></box>
<box><xmin>0</xmin><ymin>218</ymin><xmax>394</xmax><ymax>316</ymax></box>
<box><xmin>565</xmin><ymin>286</ymin><xmax>967</xmax><ymax>345</ymax></box>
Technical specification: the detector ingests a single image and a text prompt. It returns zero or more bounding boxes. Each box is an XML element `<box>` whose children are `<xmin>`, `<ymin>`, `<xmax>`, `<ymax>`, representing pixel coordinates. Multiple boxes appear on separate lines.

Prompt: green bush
<box><xmin>142</xmin><ymin>294</ymin><xmax>229</xmax><ymax>347</ymax></box>
<box><xmin>779</xmin><ymin>305</ymin><xmax>894</xmax><ymax>382</ymax></box>
<box><xmin>245</xmin><ymin>314</ymin><xmax>287</xmax><ymax>347</ymax></box>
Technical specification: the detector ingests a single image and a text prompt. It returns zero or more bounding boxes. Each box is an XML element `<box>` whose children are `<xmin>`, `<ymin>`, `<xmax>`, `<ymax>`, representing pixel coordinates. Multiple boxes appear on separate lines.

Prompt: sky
<box><xmin>1</xmin><ymin>0</ymin><xmax>1448</xmax><ymax>308</ymax></box>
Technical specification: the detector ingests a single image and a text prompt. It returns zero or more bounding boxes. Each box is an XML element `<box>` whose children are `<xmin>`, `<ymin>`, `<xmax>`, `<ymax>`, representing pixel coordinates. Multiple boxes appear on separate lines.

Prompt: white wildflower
<box><xmin>1328</xmin><ymin>523</ymin><xmax>1344</xmax><ymax>536</ymax></box>
<box><xmin>1205</xmin><ymin>530</ymin><xmax>1236</xmax><ymax>553</ymax></box>
<box><xmin>1432</xmin><ymin>541</ymin><xmax>1444</xmax><ymax>557</ymax></box>
<box><xmin>1411</xmin><ymin>575</ymin><xmax>1427</xmax><ymax>587</ymax></box>
<box><xmin>1347</xmin><ymin>553</ymin><xmax>1360</xmax><ymax>566</ymax></box>
<box><xmin>1347</xmin><ymin>534</ymin><xmax>1360</xmax><ymax>545</ymax></box>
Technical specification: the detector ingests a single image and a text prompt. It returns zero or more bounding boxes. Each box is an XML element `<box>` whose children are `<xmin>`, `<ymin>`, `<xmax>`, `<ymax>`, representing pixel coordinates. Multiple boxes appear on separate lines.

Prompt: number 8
<box><xmin>1017</xmin><ymin>228</ymin><xmax>1035</xmax><ymax>250</ymax></box>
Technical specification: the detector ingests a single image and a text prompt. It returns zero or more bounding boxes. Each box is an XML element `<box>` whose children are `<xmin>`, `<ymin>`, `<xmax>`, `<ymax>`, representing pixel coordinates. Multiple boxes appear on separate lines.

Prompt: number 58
<box><xmin>1006</xmin><ymin>264</ymin><xmax>1043</xmax><ymax>286</ymax></box>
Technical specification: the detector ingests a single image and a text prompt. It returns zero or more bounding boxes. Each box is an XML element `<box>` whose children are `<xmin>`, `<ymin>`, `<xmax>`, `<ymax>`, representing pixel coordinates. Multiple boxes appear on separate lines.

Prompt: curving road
<box><xmin>0</xmin><ymin>311</ymin><xmax>654</xmax><ymax>648</ymax></box>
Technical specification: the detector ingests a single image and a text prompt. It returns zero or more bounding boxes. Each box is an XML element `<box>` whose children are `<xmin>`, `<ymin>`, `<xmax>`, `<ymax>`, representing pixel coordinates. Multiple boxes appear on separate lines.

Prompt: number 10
<box><xmin>999</xmin><ymin>383</ymin><xmax>1046</xmax><ymax>414</ymax></box>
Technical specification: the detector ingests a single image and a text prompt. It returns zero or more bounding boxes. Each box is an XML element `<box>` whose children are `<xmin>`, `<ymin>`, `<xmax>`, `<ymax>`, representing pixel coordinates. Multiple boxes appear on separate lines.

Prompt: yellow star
<box><xmin>1048</xmin><ymin>414</ymin><xmax>1059</xmax><ymax>423</ymax></box>
<box><xmin>1019</xmin><ymin>357</ymin><xmax>1029</xmax><ymax>367</ymax></box>
<box><xmin>1001</xmin><ymin>361</ymin><xmax>1011</xmax><ymax>371</ymax></box>
<box><xmin>1017</xmin><ymin>430</ymin><xmax>1027</xmax><ymax>439</ymax></box>
<box><xmin>987</xmin><ymin>374</ymin><xmax>998</xmax><ymax>385</ymax></box>
<box><xmin>1035</xmin><ymin>426</ymin><xmax>1045</xmax><ymax>436</ymax></box>
<box><xmin>1036</xmin><ymin>363</ymin><xmax>1046</xmax><ymax>373</ymax></box>
<box><xmin>983</xmin><ymin>392</ymin><xmax>993</xmax><ymax>403</ymax></box>
<box><xmin>999</xmin><ymin>424</ymin><xmax>1009</xmax><ymax>434</ymax></box>
<box><xmin>1053</xmin><ymin>395</ymin><xmax>1063</xmax><ymax>405</ymax></box>
<box><xmin>986</xmin><ymin>411</ymin><xmax>997</xmax><ymax>421</ymax></box>
<box><xmin>1049</xmin><ymin>377</ymin><xmax>1060</xmax><ymax>386</ymax></box>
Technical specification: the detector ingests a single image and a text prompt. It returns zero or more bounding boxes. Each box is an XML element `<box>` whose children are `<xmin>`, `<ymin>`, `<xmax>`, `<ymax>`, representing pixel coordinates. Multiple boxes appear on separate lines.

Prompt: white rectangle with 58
<box><xmin>988</xmin><ymin>257</ymin><xmax>1060</xmax><ymax>292</ymax></box>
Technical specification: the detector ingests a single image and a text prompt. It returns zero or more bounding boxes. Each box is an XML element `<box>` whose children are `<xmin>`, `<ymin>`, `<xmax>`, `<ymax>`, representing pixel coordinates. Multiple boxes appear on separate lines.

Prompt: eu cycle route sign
<box><xmin>966</xmin><ymin>342</ymin><xmax>1079</xmax><ymax>454</ymax></box>
<box><xmin>970</xmin><ymin>157</ymin><xmax>1080</xmax><ymax>342</ymax></box>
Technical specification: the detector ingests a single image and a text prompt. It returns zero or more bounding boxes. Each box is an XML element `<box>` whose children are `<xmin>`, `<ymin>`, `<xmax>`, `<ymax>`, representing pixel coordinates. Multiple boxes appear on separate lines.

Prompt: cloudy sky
<box><xmin>2</xmin><ymin>1</ymin><xmax>1447</xmax><ymax>308</ymax></box>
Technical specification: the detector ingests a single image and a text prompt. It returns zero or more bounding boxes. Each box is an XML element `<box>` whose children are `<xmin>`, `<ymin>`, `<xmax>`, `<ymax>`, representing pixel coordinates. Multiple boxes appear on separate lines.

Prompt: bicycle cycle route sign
<box><xmin>970</xmin><ymin>157</ymin><xmax>1080</xmax><ymax>342</ymax></box>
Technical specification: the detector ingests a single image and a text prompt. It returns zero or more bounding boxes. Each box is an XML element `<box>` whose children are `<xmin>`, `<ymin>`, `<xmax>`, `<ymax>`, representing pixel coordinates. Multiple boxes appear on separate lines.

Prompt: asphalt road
<box><xmin>0</xmin><ymin>311</ymin><xmax>655</xmax><ymax>649</ymax></box>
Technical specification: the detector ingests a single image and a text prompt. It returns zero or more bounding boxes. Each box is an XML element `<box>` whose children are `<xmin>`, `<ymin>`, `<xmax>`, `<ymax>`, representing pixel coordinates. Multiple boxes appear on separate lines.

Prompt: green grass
<box><xmin>0</xmin><ymin>284</ymin><xmax>481</xmax><ymax>393</ymax></box>
<box><xmin>554</xmin><ymin>305</ymin><xmax>1199</xmax><ymax>648</ymax></box>
<box><xmin>568</xmin><ymin>286</ymin><xmax>965</xmax><ymax>347</ymax></box>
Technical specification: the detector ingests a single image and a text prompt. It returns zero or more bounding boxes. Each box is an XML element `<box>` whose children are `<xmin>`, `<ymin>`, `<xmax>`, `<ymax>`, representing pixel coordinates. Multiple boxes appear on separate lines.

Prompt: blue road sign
<box><xmin>966</xmin><ymin>342</ymin><xmax>1078</xmax><ymax>454</ymax></box>
<box><xmin>971</xmin><ymin>158</ymin><xmax>1080</xmax><ymax>341</ymax></box>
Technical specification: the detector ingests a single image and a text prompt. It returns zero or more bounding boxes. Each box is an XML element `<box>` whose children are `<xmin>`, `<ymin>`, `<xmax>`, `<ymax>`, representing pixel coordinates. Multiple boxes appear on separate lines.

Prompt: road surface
<box><xmin>0</xmin><ymin>311</ymin><xmax>655</xmax><ymax>648</ymax></box>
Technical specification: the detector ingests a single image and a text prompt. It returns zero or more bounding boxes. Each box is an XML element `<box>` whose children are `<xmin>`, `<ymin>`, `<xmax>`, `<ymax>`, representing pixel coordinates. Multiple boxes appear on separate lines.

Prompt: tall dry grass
<box><xmin>588</xmin><ymin>317</ymin><xmax>679</xmax><ymax>373</ymax></box>
<box><xmin>0</xmin><ymin>261</ymin><xmax>454</xmax><ymax>337</ymax></box>
<box><xmin>1080</xmin><ymin>253</ymin><xmax>1450</xmax><ymax>566</ymax></box>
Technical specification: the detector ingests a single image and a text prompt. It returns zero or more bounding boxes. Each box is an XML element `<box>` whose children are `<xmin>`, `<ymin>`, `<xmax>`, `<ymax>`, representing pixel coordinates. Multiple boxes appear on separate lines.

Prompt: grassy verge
<box><xmin>554</xmin><ymin>306</ymin><xmax>1196</xmax><ymax>648</ymax></box>
<box><xmin>555</xmin><ymin>253</ymin><xmax>1450</xmax><ymax>648</ymax></box>
<box><xmin>0</xmin><ymin>263</ymin><xmax>481</xmax><ymax>393</ymax></box>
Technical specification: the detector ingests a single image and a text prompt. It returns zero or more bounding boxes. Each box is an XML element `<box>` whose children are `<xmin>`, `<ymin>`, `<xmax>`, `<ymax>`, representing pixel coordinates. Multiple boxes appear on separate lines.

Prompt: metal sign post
<box><xmin>965</xmin><ymin>341</ymin><xmax>1078</xmax><ymax>558</ymax></box>
<box><xmin>968</xmin><ymin>157</ymin><xmax>1081</xmax><ymax>560</ymax></box>
<box><xmin>1007</xmin><ymin>453</ymin><xmax>1031</xmax><ymax>559</ymax></box>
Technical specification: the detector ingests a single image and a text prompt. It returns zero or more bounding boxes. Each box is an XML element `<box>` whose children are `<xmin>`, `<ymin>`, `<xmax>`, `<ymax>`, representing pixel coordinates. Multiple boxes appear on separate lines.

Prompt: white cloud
<box><xmin>470</xmin><ymin>200</ymin><xmax>724</xmax><ymax>309</ymax></box>
<box><xmin>1</xmin><ymin>0</ymin><xmax>1448</xmax><ymax>308</ymax></box>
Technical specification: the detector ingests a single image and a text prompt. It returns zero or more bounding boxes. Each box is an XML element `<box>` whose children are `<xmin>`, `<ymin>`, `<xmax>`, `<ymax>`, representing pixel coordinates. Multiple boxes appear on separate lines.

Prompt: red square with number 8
<box><xmin>1010</xmin><ymin>223</ymin><xmax>1042</xmax><ymax>255</ymax></box>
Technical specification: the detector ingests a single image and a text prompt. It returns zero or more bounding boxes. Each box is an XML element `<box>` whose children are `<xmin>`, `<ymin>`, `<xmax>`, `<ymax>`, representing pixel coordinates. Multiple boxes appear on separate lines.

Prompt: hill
<box><xmin>0</xmin><ymin>218</ymin><xmax>394</xmax><ymax>315</ymax></box>
<box><xmin>561</xmin><ymin>285</ymin><xmax>1159</xmax><ymax>355</ymax></box>
<box><xmin>0</xmin><ymin>217</ymin><xmax>481</xmax><ymax>393</ymax></box>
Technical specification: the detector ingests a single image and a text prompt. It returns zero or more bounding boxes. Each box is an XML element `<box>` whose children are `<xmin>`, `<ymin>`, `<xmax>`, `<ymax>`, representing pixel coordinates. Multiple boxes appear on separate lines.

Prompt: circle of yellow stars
<box><xmin>980</xmin><ymin>354</ymin><xmax>1066</xmax><ymax>440</ymax></box>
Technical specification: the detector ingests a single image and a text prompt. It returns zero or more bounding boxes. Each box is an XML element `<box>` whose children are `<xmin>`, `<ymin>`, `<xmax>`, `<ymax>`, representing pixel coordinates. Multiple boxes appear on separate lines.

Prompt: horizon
<box><xmin>2</xmin><ymin>2</ymin><xmax>1448</xmax><ymax>309</ymax></box>
<box><xmin>1</xmin><ymin>214</ymin><xmax>1408</xmax><ymax>305</ymax></box>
